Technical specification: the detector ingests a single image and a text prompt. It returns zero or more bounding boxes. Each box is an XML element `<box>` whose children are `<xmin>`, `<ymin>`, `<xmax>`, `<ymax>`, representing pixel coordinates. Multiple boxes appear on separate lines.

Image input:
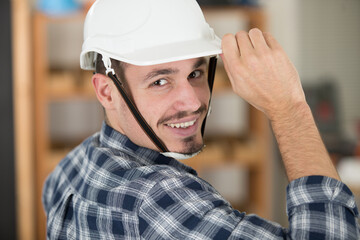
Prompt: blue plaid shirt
<box><xmin>43</xmin><ymin>122</ymin><xmax>360</xmax><ymax>239</ymax></box>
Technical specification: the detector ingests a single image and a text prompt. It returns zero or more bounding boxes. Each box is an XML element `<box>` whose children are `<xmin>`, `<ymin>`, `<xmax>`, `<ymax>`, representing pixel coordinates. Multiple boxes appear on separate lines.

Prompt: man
<box><xmin>43</xmin><ymin>0</ymin><xmax>360</xmax><ymax>239</ymax></box>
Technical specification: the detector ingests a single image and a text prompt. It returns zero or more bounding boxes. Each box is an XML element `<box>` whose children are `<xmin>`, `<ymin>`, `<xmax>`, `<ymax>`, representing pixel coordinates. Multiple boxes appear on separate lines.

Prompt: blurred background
<box><xmin>1</xmin><ymin>0</ymin><xmax>359</xmax><ymax>239</ymax></box>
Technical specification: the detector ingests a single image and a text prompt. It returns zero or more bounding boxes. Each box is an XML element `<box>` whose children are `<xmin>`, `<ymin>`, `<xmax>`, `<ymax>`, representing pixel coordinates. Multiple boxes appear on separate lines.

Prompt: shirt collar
<box><xmin>99</xmin><ymin>122</ymin><xmax>197</xmax><ymax>175</ymax></box>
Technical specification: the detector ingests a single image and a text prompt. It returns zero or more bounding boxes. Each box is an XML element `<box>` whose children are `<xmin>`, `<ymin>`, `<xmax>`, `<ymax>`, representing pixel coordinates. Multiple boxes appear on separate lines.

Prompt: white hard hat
<box><xmin>80</xmin><ymin>0</ymin><xmax>222</xmax><ymax>69</ymax></box>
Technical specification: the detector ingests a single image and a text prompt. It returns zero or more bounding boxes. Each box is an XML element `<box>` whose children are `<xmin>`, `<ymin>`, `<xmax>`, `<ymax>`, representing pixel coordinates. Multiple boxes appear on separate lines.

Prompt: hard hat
<box><xmin>80</xmin><ymin>0</ymin><xmax>222</xmax><ymax>69</ymax></box>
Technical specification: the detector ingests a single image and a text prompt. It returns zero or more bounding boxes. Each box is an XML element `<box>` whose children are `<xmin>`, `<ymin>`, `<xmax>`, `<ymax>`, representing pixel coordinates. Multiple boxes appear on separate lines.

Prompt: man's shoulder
<box><xmin>45</xmin><ymin>133</ymin><xmax>99</xmax><ymax>180</ymax></box>
<box><xmin>42</xmin><ymin>132</ymin><xmax>203</xmax><ymax>208</ymax></box>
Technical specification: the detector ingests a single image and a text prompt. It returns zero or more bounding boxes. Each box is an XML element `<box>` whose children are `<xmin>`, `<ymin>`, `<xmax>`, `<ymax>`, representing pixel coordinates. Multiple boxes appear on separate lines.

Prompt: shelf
<box><xmin>33</xmin><ymin>11</ymin><xmax>86</xmax><ymax>23</ymax></box>
<box><xmin>47</xmin><ymin>70</ymin><xmax>95</xmax><ymax>100</ymax></box>
<box><xmin>183</xmin><ymin>139</ymin><xmax>264</xmax><ymax>172</ymax></box>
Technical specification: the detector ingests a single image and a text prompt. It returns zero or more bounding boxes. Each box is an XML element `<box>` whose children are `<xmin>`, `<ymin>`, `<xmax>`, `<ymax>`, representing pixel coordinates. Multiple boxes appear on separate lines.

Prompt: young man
<box><xmin>43</xmin><ymin>0</ymin><xmax>359</xmax><ymax>239</ymax></box>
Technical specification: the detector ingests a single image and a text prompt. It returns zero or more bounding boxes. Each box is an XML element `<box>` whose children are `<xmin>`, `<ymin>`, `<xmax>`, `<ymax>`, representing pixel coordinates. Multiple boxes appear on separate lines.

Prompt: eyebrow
<box><xmin>143</xmin><ymin>57</ymin><xmax>207</xmax><ymax>82</ymax></box>
<box><xmin>144</xmin><ymin>68</ymin><xmax>179</xmax><ymax>82</ymax></box>
<box><xmin>193</xmin><ymin>57</ymin><xmax>207</xmax><ymax>69</ymax></box>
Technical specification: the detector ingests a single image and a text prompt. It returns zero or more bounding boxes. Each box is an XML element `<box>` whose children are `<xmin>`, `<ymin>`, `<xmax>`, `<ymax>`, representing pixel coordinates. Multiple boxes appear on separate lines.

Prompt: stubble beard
<box><xmin>180</xmin><ymin>135</ymin><xmax>204</xmax><ymax>155</ymax></box>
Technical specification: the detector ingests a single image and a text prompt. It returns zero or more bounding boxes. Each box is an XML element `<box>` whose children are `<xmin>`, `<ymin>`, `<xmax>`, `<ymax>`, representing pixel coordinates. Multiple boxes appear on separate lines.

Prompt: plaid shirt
<box><xmin>43</xmin><ymin>122</ymin><xmax>360</xmax><ymax>239</ymax></box>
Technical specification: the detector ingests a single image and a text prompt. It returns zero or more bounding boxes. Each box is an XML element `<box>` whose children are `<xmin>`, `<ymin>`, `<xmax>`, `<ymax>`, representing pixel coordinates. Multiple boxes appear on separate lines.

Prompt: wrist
<box><xmin>268</xmin><ymin>100</ymin><xmax>311</xmax><ymax>125</ymax></box>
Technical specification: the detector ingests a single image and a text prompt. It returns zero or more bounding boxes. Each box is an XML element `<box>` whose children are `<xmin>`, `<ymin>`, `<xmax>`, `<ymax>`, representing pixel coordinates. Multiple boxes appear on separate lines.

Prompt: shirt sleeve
<box><xmin>138</xmin><ymin>174</ymin><xmax>360</xmax><ymax>240</ymax></box>
<box><xmin>286</xmin><ymin>176</ymin><xmax>359</xmax><ymax>239</ymax></box>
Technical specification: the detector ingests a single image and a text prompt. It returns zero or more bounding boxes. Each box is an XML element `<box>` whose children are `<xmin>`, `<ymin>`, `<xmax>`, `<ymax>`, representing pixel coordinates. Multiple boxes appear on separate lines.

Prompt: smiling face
<box><xmin>101</xmin><ymin>57</ymin><xmax>210</xmax><ymax>154</ymax></box>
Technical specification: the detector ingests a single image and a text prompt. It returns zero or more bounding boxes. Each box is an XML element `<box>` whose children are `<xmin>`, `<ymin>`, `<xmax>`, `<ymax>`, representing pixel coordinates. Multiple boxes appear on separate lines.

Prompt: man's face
<box><xmin>112</xmin><ymin>57</ymin><xmax>210</xmax><ymax>154</ymax></box>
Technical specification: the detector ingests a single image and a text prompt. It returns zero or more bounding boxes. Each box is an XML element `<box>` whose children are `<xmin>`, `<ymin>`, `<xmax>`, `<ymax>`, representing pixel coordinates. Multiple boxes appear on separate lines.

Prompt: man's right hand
<box><xmin>220</xmin><ymin>28</ymin><xmax>306</xmax><ymax>122</ymax></box>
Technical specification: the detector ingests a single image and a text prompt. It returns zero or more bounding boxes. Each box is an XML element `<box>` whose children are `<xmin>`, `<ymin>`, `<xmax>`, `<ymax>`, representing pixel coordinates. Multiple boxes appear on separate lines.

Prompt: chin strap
<box><xmin>103</xmin><ymin>56</ymin><xmax>169</xmax><ymax>152</ymax></box>
<box><xmin>161</xmin><ymin>149</ymin><xmax>203</xmax><ymax>160</ymax></box>
<box><xmin>201</xmin><ymin>56</ymin><xmax>217</xmax><ymax>136</ymax></box>
<box><xmin>102</xmin><ymin>56</ymin><xmax>217</xmax><ymax>159</ymax></box>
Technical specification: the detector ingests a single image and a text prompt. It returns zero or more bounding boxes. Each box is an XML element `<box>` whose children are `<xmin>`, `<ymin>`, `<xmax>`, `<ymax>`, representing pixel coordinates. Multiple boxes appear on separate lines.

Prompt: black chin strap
<box><xmin>108</xmin><ymin>56</ymin><xmax>217</xmax><ymax>153</ymax></box>
<box><xmin>107</xmin><ymin>72</ymin><xmax>169</xmax><ymax>152</ymax></box>
<box><xmin>201</xmin><ymin>56</ymin><xmax>217</xmax><ymax>136</ymax></box>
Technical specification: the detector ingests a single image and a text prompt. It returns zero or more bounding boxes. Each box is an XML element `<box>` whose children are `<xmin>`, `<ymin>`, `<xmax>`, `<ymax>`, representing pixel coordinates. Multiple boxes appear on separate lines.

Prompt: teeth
<box><xmin>167</xmin><ymin>120</ymin><xmax>196</xmax><ymax>129</ymax></box>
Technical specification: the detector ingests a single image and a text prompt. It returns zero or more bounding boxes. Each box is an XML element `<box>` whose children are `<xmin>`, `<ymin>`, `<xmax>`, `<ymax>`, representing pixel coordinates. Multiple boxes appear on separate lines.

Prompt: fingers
<box><xmin>221</xmin><ymin>33</ymin><xmax>241</xmax><ymax>70</ymax></box>
<box><xmin>221</xmin><ymin>29</ymin><xmax>276</xmax><ymax>73</ymax></box>
<box><xmin>263</xmin><ymin>31</ymin><xmax>282</xmax><ymax>50</ymax></box>
<box><xmin>235</xmin><ymin>31</ymin><xmax>253</xmax><ymax>55</ymax></box>
<box><xmin>248</xmin><ymin>28</ymin><xmax>269</xmax><ymax>52</ymax></box>
<box><xmin>222</xmin><ymin>29</ymin><xmax>270</xmax><ymax>59</ymax></box>
<box><xmin>222</xmin><ymin>34</ymin><xmax>240</xmax><ymax>59</ymax></box>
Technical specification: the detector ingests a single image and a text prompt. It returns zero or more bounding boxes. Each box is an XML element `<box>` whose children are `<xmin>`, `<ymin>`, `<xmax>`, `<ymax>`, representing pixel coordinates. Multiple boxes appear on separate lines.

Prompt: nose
<box><xmin>173</xmin><ymin>80</ymin><xmax>202</xmax><ymax>113</ymax></box>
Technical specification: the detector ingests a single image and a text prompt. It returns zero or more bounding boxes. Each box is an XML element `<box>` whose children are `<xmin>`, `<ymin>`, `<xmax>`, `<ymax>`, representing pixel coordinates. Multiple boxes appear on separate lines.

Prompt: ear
<box><xmin>92</xmin><ymin>73</ymin><xmax>115</xmax><ymax>110</ymax></box>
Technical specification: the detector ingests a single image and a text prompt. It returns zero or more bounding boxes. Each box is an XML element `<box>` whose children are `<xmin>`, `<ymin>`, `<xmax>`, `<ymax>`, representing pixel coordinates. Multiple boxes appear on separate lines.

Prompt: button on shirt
<box><xmin>43</xmin><ymin>122</ymin><xmax>360</xmax><ymax>239</ymax></box>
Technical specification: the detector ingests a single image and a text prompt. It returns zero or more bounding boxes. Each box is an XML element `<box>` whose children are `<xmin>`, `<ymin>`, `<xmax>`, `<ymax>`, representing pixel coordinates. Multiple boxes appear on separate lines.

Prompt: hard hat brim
<box><xmin>81</xmin><ymin>36</ymin><xmax>222</xmax><ymax>69</ymax></box>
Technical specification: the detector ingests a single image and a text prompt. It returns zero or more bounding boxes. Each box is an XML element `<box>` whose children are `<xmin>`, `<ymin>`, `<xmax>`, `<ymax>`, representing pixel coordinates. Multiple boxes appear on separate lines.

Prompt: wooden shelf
<box><xmin>32</xmin><ymin>11</ymin><xmax>94</xmax><ymax>240</ymax></box>
<box><xmin>47</xmin><ymin>70</ymin><xmax>95</xmax><ymax>100</ymax></box>
<box><xmin>201</xmin><ymin>5</ymin><xmax>267</xmax><ymax>31</ymax></box>
<box><xmin>33</xmin><ymin>11</ymin><xmax>86</xmax><ymax>23</ymax></box>
<box><xmin>184</xmin><ymin>139</ymin><xmax>264</xmax><ymax>170</ymax></box>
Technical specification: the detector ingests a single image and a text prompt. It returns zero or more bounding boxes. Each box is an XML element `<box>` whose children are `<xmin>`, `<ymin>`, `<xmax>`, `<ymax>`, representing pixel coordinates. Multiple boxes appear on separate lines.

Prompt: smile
<box><xmin>166</xmin><ymin>119</ymin><xmax>196</xmax><ymax>129</ymax></box>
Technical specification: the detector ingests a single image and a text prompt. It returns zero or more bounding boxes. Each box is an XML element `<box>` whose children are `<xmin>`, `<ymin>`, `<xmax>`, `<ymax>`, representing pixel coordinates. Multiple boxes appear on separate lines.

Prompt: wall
<box><xmin>299</xmin><ymin>0</ymin><xmax>360</xmax><ymax>141</ymax></box>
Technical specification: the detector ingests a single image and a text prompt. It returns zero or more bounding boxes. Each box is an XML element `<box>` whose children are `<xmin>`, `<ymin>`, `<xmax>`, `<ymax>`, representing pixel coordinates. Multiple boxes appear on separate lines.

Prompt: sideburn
<box><xmin>112</xmin><ymin>61</ymin><xmax>135</xmax><ymax>102</ymax></box>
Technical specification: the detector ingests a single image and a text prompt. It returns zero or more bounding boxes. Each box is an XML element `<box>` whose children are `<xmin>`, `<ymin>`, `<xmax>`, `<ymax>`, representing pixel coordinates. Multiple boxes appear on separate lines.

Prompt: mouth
<box><xmin>163</xmin><ymin>116</ymin><xmax>201</xmax><ymax>137</ymax></box>
<box><xmin>166</xmin><ymin>119</ymin><xmax>197</xmax><ymax>129</ymax></box>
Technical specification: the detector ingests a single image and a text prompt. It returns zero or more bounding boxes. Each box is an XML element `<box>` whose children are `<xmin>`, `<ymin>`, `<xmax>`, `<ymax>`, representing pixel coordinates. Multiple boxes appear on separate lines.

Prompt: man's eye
<box><xmin>188</xmin><ymin>70</ymin><xmax>202</xmax><ymax>79</ymax></box>
<box><xmin>152</xmin><ymin>79</ymin><xmax>168</xmax><ymax>86</ymax></box>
